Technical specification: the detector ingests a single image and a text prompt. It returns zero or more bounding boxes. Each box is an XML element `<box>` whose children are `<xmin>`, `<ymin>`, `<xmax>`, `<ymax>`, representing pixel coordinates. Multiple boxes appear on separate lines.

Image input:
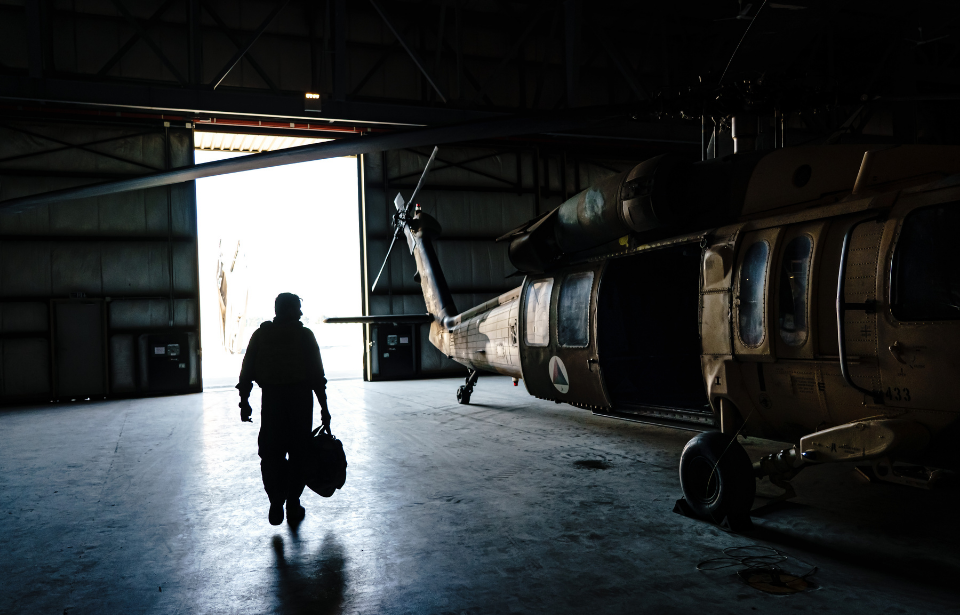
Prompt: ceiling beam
<box><xmin>201</xmin><ymin>0</ymin><xmax>280</xmax><ymax>92</ymax></box>
<box><xmin>108</xmin><ymin>0</ymin><xmax>188</xmax><ymax>86</ymax></box>
<box><xmin>369</xmin><ymin>0</ymin><xmax>448</xmax><ymax>103</ymax></box>
<box><xmin>97</xmin><ymin>0</ymin><xmax>179</xmax><ymax>77</ymax></box>
<box><xmin>0</xmin><ymin>74</ymin><xmax>504</xmax><ymax>126</ymax></box>
<box><xmin>0</xmin><ymin>109</ymin><xmax>627</xmax><ymax>212</ymax></box>
<box><xmin>209</xmin><ymin>0</ymin><xmax>290</xmax><ymax>90</ymax></box>
<box><xmin>471</xmin><ymin>5</ymin><xmax>546</xmax><ymax>105</ymax></box>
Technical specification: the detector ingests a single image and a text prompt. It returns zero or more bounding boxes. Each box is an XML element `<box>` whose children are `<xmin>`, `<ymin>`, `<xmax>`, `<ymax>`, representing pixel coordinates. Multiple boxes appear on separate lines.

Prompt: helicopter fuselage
<box><xmin>428</xmin><ymin>144</ymin><xmax>960</xmax><ymax>472</ymax></box>
<box><xmin>325</xmin><ymin>142</ymin><xmax>960</xmax><ymax>489</ymax></box>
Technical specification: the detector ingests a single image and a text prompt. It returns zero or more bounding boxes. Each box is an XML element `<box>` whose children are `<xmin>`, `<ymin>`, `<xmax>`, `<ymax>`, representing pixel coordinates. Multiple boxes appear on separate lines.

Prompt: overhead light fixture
<box><xmin>305</xmin><ymin>92</ymin><xmax>322</xmax><ymax>112</ymax></box>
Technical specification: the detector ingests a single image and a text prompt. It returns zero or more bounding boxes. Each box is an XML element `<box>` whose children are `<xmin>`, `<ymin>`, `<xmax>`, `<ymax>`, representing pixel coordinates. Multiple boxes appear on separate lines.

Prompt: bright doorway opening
<box><xmin>194</xmin><ymin>146</ymin><xmax>362</xmax><ymax>389</ymax></box>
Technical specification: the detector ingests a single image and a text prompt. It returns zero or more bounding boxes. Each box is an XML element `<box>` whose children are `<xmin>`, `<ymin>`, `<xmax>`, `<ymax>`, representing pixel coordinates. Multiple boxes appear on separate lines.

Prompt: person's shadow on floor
<box><xmin>272</xmin><ymin>532</ymin><xmax>346</xmax><ymax>614</ymax></box>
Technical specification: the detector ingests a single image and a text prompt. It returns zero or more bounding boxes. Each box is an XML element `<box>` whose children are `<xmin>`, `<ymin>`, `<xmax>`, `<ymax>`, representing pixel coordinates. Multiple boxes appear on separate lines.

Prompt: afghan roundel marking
<box><xmin>549</xmin><ymin>356</ymin><xmax>570</xmax><ymax>394</ymax></box>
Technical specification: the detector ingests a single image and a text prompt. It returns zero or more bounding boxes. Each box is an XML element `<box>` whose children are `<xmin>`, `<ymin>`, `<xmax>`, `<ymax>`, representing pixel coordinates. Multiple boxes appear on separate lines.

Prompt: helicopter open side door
<box><xmin>518</xmin><ymin>262</ymin><xmax>608</xmax><ymax>408</ymax></box>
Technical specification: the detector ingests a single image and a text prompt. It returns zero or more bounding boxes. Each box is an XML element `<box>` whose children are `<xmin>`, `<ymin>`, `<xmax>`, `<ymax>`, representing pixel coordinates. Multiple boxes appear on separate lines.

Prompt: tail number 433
<box><xmin>885</xmin><ymin>387</ymin><xmax>912</xmax><ymax>402</ymax></box>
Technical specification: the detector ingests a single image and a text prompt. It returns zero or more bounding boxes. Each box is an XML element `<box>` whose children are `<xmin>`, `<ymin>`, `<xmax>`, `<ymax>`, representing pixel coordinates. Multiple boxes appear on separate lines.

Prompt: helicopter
<box><xmin>326</xmin><ymin>136</ymin><xmax>960</xmax><ymax>527</ymax></box>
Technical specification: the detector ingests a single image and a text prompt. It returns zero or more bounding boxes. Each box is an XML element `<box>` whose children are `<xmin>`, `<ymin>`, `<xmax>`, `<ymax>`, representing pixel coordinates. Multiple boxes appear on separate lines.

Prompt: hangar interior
<box><xmin>2</xmin><ymin>0</ymin><xmax>960</xmax><ymax>613</ymax></box>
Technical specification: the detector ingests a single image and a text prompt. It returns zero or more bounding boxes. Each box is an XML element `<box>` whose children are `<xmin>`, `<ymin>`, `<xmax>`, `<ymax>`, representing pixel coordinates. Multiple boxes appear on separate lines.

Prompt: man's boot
<box><xmin>286</xmin><ymin>499</ymin><xmax>305</xmax><ymax>523</ymax></box>
<box><xmin>268</xmin><ymin>500</ymin><xmax>285</xmax><ymax>525</ymax></box>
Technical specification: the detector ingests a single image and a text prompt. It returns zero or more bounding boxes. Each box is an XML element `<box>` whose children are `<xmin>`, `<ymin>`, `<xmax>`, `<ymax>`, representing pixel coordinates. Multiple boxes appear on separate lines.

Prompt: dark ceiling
<box><xmin>1</xmin><ymin>0</ymin><xmax>959</xmax><ymax>147</ymax></box>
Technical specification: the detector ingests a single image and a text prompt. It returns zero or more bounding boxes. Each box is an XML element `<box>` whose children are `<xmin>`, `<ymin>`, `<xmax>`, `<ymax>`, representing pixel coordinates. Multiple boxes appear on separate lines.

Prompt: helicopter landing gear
<box><xmin>753</xmin><ymin>446</ymin><xmax>806</xmax><ymax>501</ymax></box>
<box><xmin>678</xmin><ymin>431</ymin><xmax>756</xmax><ymax>529</ymax></box>
<box><xmin>457</xmin><ymin>370</ymin><xmax>479</xmax><ymax>404</ymax></box>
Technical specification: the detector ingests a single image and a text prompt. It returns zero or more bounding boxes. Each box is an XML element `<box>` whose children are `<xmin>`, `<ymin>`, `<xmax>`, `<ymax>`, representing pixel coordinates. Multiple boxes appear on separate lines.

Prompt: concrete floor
<box><xmin>2</xmin><ymin>376</ymin><xmax>959</xmax><ymax>614</ymax></box>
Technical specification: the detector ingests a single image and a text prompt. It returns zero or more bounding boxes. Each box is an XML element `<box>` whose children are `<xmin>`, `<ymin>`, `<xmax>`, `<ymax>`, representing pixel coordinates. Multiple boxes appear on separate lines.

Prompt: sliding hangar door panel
<box><xmin>0</xmin><ymin>120</ymin><xmax>201</xmax><ymax>403</ymax></box>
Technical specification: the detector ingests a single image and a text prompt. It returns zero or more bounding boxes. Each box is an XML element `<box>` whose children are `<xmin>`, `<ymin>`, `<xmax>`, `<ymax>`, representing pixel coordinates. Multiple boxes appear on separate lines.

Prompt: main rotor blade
<box><xmin>404</xmin><ymin>146</ymin><xmax>439</xmax><ymax>213</ymax></box>
<box><xmin>0</xmin><ymin>107</ymin><xmax>630</xmax><ymax>213</ymax></box>
<box><xmin>371</xmin><ymin>231</ymin><xmax>400</xmax><ymax>292</ymax></box>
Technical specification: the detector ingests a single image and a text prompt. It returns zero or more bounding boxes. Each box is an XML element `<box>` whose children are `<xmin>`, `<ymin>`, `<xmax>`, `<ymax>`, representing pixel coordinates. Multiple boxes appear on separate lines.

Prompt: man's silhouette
<box><xmin>238</xmin><ymin>292</ymin><xmax>331</xmax><ymax>525</ymax></box>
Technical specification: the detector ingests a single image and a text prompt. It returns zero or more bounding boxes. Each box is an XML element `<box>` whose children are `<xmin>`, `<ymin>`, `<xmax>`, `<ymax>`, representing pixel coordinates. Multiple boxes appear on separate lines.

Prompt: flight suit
<box><xmin>237</xmin><ymin>319</ymin><xmax>327</xmax><ymax>506</ymax></box>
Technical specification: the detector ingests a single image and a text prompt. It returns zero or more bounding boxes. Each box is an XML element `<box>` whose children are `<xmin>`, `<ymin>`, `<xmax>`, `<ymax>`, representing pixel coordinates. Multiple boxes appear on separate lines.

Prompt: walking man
<box><xmin>238</xmin><ymin>292</ymin><xmax>331</xmax><ymax>525</ymax></box>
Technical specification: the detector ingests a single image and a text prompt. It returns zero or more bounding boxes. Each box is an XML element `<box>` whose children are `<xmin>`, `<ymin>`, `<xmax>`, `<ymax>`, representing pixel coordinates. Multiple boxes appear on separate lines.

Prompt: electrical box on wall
<box><xmin>372</xmin><ymin>324</ymin><xmax>416</xmax><ymax>380</ymax></box>
<box><xmin>138</xmin><ymin>333</ymin><xmax>198</xmax><ymax>392</ymax></box>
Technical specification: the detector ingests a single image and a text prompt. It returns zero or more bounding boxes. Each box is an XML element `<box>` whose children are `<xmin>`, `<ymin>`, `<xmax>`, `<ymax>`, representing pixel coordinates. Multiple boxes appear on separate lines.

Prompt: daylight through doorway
<box><xmin>194</xmin><ymin>148</ymin><xmax>362</xmax><ymax>388</ymax></box>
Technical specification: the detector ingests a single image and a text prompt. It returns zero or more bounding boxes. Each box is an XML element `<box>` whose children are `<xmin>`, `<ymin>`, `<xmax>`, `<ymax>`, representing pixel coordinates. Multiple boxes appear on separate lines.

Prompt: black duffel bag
<box><xmin>304</xmin><ymin>427</ymin><xmax>347</xmax><ymax>497</ymax></box>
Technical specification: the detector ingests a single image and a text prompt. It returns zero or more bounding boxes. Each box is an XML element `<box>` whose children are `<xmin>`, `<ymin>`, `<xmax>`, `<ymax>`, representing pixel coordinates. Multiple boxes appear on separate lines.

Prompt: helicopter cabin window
<box><xmin>892</xmin><ymin>201</ymin><xmax>960</xmax><ymax>321</ymax></box>
<box><xmin>739</xmin><ymin>240</ymin><xmax>770</xmax><ymax>347</ymax></box>
<box><xmin>778</xmin><ymin>235</ymin><xmax>813</xmax><ymax>346</ymax></box>
<box><xmin>525</xmin><ymin>278</ymin><xmax>554</xmax><ymax>346</ymax></box>
<box><xmin>558</xmin><ymin>272</ymin><xmax>594</xmax><ymax>347</ymax></box>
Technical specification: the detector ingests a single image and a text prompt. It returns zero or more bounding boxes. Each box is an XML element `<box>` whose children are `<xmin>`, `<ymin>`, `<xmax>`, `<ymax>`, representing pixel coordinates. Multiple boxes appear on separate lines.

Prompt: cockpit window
<box><xmin>892</xmin><ymin>202</ymin><xmax>960</xmax><ymax>321</ymax></box>
<box><xmin>778</xmin><ymin>235</ymin><xmax>813</xmax><ymax>346</ymax></box>
<box><xmin>558</xmin><ymin>272</ymin><xmax>594</xmax><ymax>347</ymax></box>
<box><xmin>738</xmin><ymin>240</ymin><xmax>770</xmax><ymax>347</ymax></box>
<box><xmin>524</xmin><ymin>278</ymin><xmax>554</xmax><ymax>346</ymax></box>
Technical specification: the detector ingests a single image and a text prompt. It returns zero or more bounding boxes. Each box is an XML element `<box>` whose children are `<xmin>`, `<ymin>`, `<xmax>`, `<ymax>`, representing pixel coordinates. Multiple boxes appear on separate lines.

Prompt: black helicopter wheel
<box><xmin>457</xmin><ymin>386</ymin><xmax>471</xmax><ymax>405</ymax></box>
<box><xmin>679</xmin><ymin>431</ymin><xmax>756</xmax><ymax>523</ymax></box>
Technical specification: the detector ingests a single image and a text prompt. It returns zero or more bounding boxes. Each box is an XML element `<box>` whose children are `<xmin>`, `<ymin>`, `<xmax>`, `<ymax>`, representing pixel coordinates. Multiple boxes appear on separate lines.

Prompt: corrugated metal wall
<box><xmin>359</xmin><ymin>145</ymin><xmax>632</xmax><ymax>380</ymax></box>
<box><xmin>0</xmin><ymin>119</ymin><xmax>200</xmax><ymax>402</ymax></box>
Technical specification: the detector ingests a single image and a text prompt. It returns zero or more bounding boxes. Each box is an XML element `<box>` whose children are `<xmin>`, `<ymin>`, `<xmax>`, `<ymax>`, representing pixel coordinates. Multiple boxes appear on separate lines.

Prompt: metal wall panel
<box><xmin>421</xmin><ymin>193</ymin><xmax>535</xmax><ymax>237</ymax></box>
<box><xmin>172</xmin><ymin>242</ymin><xmax>200</xmax><ymax>293</ymax></box>
<box><xmin>109</xmin><ymin>334</ymin><xmax>137</xmax><ymax>393</ymax></box>
<box><xmin>0</xmin><ymin>120</ymin><xmax>201</xmax><ymax>403</ymax></box>
<box><xmin>109</xmin><ymin>299</ymin><xmax>198</xmax><ymax>330</ymax></box>
<box><xmin>1</xmin><ymin>338</ymin><xmax>51</xmax><ymax>397</ymax></box>
<box><xmin>0</xmin><ymin>241</ymin><xmax>53</xmax><ymax>296</ymax></box>
<box><xmin>0</xmin><ymin>302</ymin><xmax>48</xmax><ymax>332</ymax></box>
<box><xmin>51</xmin><ymin>243</ymin><xmax>103</xmax><ymax>296</ymax></box>
<box><xmin>100</xmin><ymin>243</ymin><xmax>172</xmax><ymax>295</ymax></box>
<box><xmin>433</xmin><ymin>241</ymin><xmax>513</xmax><ymax>291</ymax></box>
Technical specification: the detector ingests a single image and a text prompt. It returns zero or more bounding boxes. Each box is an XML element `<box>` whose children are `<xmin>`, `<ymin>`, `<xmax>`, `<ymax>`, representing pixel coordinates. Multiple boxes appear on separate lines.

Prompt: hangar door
<box><xmin>0</xmin><ymin>118</ymin><xmax>200</xmax><ymax>403</ymax></box>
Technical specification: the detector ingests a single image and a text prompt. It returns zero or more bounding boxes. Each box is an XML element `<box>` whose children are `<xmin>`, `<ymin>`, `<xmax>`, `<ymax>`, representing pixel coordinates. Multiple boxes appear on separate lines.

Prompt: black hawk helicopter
<box><xmin>326</xmin><ymin>130</ymin><xmax>960</xmax><ymax>525</ymax></box>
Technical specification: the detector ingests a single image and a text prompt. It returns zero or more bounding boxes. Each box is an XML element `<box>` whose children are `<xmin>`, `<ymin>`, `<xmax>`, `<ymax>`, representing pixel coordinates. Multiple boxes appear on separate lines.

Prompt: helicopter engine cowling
<box><xmin>507</xmin><ymin>154</ymin><xmax>696</xmax><ymax>273</ymax></box>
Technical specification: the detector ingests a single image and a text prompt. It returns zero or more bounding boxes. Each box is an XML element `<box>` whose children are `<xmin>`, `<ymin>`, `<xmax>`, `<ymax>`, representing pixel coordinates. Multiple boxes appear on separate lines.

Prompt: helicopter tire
<box><xmin>679</xmin><ymin>431</ymin><xmax>756</xmax><ymax>522</ymax></box>
<box><xmin>457</xmin><ymin>386</ymin><xmax>470</xmax><ymax>405</ymax></box>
